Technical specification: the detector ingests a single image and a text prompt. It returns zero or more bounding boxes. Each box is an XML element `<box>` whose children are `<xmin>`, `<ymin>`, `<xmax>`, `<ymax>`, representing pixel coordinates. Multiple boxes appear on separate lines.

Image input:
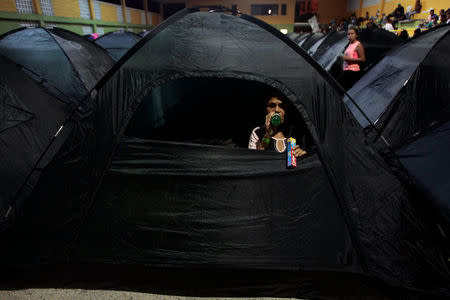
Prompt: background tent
<box><xmin>1</xmin><ymin>9</ymin><xmax>449</xmax><ymax>298</ymax></box>
<box><xmin>344</xmin><ymin>25</ymin><xmax>450</xmax><ymax>233</ymax></box>
<box><xmin>0</xmin><ymin>27</ymin><xmax>114</xmax><ymax>228</ymax></box>
<box><xmin>138</xmin><ymin>31</ymin><xmax>150</xmax><ymax>38</ymax></box>
<box><xmin>292</xmin><ymin>32</ymin><xmax>309</xmax><ymax>43</ymax></box>
<box><xmin>297</xmin><ymin>32</ymin><xmax>312</xmax><ymax>46</ymax></box>
<box><xmin>286</xmin><ymin>32</ymin><xmax>300</xmax><ymax>41</ymax></box>
<box><xmin>312</xmin><ymin>30</ymin><xmax>346</xmax><ymax>61</ymax></box>
<box><xmin>307</xmin><ymin>33</ymin><xmax>327</xmax><ymax>55</ymax></box>
<box><xmin>94</xmin><ymin>30</ymin><xmax>140</xmax><ymax>61</ymax></box>
<box><xmin>317</xmin><ymin>28</ymin><xmax>402</xmax><ymax>78</ymax></box>
<box><xmin>300</xmin><ymin>32</ymin><xmax>324</xmax><ymax>52</ymax></box>
<box><xmin>0</xmin><ymin>27</ymin><xmax>114</xmax><ymax>111</ymax></box>
<box><xmin>0</xmin><ymin>54</ymin><xmax>69</xmax><ymax>228</ymax></box>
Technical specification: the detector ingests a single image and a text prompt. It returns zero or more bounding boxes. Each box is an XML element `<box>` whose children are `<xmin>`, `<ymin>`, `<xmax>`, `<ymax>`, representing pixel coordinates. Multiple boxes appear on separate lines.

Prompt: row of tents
<box><xmin>0</xmin><ymin>8</ymin><xmax>449</xmax><ymax>298</ymax></box>
<box><xmin>289</xmin><ymin>29</ymin><xmax>404</xmax><ymax>80</ymax></box>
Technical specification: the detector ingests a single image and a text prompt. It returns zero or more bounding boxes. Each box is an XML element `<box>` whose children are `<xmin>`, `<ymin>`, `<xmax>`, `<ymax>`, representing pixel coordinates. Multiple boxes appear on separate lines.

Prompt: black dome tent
<box><xmin>286</xmin><ymin>32</ymin><xmax>300</xmax><ymax>41</ymax></box>
<box><xmin>299</xmin><ymin>32</ymin><xmax>324</xmax><ymax>52</ymax></box>
<box><xmin>1</xmin><ymin>8</ymin><xmax>449</xmax><ymax>298</ymax></box>
<box><xmin>0</xmin><ymin>27</ymin><xmax>114</xmax><ymax>110</ymax></box>
<box><xmin>0</xmin><ymin>54</ymin><xmax>69</xmax><ymax>228</ymax></box>
<box><xmin>94</xmin><ymin>30</ymin><xmax>140</xmax><ymax>61</ymax></box>
<box><xmin>345</xmin><ymin>25</ymin><xmax>450</xmax><ymax>234</ymax></box>
<box><xmin>138</xmin><ymin>30</ymin><xmax>150</xmax><ymax>38</ymax></box>
<box><xmin>312</xmin><ymin>30</ymin><xmax>346</xmax><ymax>61</ymax></box>
<box><xmin>296</xmin><ymin>32</ymin><xmax>312</xmax><ymax>46</ymax></box>
<box><xmin>307</xmin><ymin>33</ymin><xmax>327</xmax><ymax>56</ymax></box>
<box><xmin>0</xmin><ymin>27</ymin><xmax>114</xmax><ymax>227</ymax></box>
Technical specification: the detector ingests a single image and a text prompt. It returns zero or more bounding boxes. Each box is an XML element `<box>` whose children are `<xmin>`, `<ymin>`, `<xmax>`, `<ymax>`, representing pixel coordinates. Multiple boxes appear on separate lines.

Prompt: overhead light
<box><xmin>280</xmin><ymin>29</ymin><xmax>288</xmax><ymax>34</ymax></box>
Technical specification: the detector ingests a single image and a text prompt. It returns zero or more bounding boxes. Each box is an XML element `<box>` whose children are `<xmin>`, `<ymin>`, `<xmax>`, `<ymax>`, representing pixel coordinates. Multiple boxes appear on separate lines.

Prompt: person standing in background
<box><xmin>338</xmin><ymin>27</ymin><xmax>366</xmax><ymax>91</ymax></box>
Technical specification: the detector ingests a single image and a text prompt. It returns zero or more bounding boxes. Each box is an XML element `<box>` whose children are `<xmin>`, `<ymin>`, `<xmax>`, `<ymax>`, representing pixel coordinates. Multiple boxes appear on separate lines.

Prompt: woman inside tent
<box><xmin>337</xmin><ymin>26</ymin><xmax>366</xmax><ymax>90</ymax></box>
<box><xmin>248</xmin><ymin>93</ymin><xmax>307</xmax><ymax>157</ymax></box>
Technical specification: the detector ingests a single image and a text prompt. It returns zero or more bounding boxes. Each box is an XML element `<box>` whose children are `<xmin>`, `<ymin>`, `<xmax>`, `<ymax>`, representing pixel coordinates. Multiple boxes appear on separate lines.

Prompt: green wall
<box><xmin>55</xmin><ymin>23</ymin><xmax>84</xmax><ymax>35</ymax></box>
<box><xmin>0</xmin><ymin>20</ymin><xmax>21</xmax><ymax>35</ymax></box>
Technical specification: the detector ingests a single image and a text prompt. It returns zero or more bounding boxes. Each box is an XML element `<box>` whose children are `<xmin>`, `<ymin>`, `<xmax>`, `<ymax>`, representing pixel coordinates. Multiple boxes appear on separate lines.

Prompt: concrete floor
<box><xmin>0</xmin><ymin>290</ymin><xmax>295</xmax><ymax>300</ymax></box>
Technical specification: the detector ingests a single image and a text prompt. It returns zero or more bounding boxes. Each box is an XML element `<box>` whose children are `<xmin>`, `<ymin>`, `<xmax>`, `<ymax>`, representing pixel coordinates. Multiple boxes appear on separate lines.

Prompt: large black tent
<box><xmin>1</xmin><ymin>9</ymin><xmax>449</xmax><ymax>298</ymax></box>
<box><xmin>0</xmin><ymin>27</ymin><xmax>114</xmax><ymax>110</ymax></box>
<box><xmin>0</xmin><ymin>27</ymin><xmax>114</xmax><ymax>226</ymax></box>
<box><xmin>94</xmin><ymin>30</ymin><xmax>140</xmax><ymax>61</ymax></box>
<box><xmin>344</xmin><ymin>25</ymin><xmax>450</xmax><ymax>233</ymax></box>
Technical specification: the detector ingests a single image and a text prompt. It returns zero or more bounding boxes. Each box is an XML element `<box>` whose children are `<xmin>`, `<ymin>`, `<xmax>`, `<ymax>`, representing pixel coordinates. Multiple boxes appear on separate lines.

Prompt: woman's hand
<box><xmin>342</xmin><ymin>55</ymin><xmax>351</xmax><ymax>61</ymax></box>
<box><xmin>265</xmin><ymin>111</ymin><xmax>275</xmax><ymax>133</ymax></box>
<box><xmin>292</xmin><ymin>145</ymin><xmax>307</xmax><ymax>157</ymax></box>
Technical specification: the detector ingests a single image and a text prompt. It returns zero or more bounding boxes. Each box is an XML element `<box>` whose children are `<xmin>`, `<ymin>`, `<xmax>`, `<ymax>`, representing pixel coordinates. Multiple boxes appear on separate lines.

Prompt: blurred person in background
<box><xmin>427</xmin><ymin>15</ymin><xmax>439</xmax><ymax>28</ymax></box>
<box><xmin>399</xmin><ymin>30</ymin><xmax>409</xmax><ymax>41</ymax></box>
<box><xmin>427</xmin><ymin>8</ymin><xmax>438</xmax><ymax>22</ymax></box>
<box><xmin>413</xmin><ymin>27</ymin><xmax>422</xmax><ymax>38</ymax></box>
<box><xmin>389</xmin><ymin>3</ymin><xmax>405</xmax><ymax>24</ymax></box>
<box><xmin>406</xmin><ymin>0</ymin><xmax>422</xmax><ymax>19</ymax></box>
<box><xmin>384</xmin><ymin>19</ymin><xmax>395</xmax><ymax>31</ymax></box>
<box><xmin>438</xmin><ymin>9</ymin><xmax>446</xmax><ymax>24</ymax></box>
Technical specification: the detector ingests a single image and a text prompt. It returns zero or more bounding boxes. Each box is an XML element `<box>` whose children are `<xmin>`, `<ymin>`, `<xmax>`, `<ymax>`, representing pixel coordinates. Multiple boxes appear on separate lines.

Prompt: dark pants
<box><xmin>337</xmin><ymin>70</ymin><xmax>362</xmax><ymax>91</ymax></box>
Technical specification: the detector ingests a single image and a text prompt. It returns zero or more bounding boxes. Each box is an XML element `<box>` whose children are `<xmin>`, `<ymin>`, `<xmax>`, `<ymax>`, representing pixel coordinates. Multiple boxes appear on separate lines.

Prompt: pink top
<box><xmin>343</xmin><ymin>41</ymin><xmax>361</xmax><ymax>72</ymax></box>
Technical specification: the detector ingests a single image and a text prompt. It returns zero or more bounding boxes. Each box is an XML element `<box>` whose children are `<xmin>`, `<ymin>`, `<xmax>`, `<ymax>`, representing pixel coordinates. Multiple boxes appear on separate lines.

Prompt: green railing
<box><xmin>0</xmin><ymin>11</ymin><xmax>152</xmax><ymax>35</ymax></box>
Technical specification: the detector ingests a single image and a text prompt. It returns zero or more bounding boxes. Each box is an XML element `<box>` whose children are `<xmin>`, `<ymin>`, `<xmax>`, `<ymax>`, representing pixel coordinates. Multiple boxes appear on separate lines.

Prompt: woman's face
<box><xmin>347</xmin><ymin>29</ymin><xmax>357</xmax><ymax>42</ymax></box>
<box><xmin>266</xmin><ymin>97</ymin><xmax>286</xmax><ymax>124</ymax></box>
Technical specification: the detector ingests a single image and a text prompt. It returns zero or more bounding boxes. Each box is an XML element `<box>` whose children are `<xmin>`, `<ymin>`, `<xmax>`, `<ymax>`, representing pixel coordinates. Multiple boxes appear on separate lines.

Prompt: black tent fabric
<box><xmin>396</xmin><ymin>121</ymin><xmax>450</xmax><ymax>225</ymax></box>
<box><xmin>0</xmin><ymin>27</ymin><xmax>113</xmax><ymax>228</ymax></box>
<box><xmin>0</xmin><ymin>27</ymin><xmax>114</xmax><ymax>110</ymax></box>
<box><xmin>316</xmin><ymin>31</ymin><xmax>349</xmax><ymax>70</ymax></box>
<box><xmin>307</xmin><ymin>34</ymin><xmax>327</xmax><ymax>56</ymax></box>
<box><xmin>300</xmin><ymin>32</ymin><xmax>324</xmax><ymax>52</ymax></box>
<box><xmin>138</xmin><ymin>31</ymin><xmax>150</xmax><ymax>38</ymax></box>
<box><xmin>296</xmin><ymin>32</ymin><xmax>312</xmax><ymax>46</ymax></box>
<box><xmin>317</xmin><ymin>28</ymin><xmax>402</xmax><ymax>77</ymax></box>
<box><xmin>0</xmin><ymin>54</ymin><xmax>69</xmax><ymax>227</ymax></box>
<box><xmin>286</xmin><ymin>32</ymin><xmax>300</xmax><ymax>41</ymax></box>
<box><xmin>344</xmin><ymin>25</ymin><xmax>450</xmax><ymax>232</ymax></box>
<box><xmin>312</xmin><ymin>30</ymin><xmax>346</xmax><ymax>61</ymax></box>
<box><xmin>1</xmin><ymin>9</ymin><xmax>449</xmax><ymax>297</ymax></box>
<box><xmin>94</xmin><ymin>30</ymin><xmax>140</xmax><ymax>61</ymax></box>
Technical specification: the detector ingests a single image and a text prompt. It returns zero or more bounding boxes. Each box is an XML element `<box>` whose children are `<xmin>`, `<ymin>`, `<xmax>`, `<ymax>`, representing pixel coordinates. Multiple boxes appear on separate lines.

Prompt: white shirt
<box><xmin>384</xmin><ymin>23</ymin><xmax>394</xmax><ymax>31</ymax></box>
<box><xmin>248</xmin><ymin>127</ymin><xmax>287</xmax><ymax>152</ymax></box>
